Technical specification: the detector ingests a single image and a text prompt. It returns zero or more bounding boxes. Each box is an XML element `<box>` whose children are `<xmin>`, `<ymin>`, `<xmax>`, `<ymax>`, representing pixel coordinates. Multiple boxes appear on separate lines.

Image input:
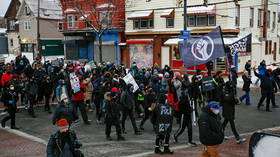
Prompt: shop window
<box><xmin>166</xmin><ymin>17</ymin><xmax>174</xmax><ymax>28</ymax></box>
<box><xmin>133</xmin><ymin>19</ymin><xmax>154</xmax><ymax>29</ymax></box>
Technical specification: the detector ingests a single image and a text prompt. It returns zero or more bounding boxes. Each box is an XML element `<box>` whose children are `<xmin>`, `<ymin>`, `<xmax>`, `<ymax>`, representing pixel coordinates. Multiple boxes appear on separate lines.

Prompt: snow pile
<box><xmin>253</xmin><ymin>136</ymin><xmax>280</xmax><ymax>157</ymax></box>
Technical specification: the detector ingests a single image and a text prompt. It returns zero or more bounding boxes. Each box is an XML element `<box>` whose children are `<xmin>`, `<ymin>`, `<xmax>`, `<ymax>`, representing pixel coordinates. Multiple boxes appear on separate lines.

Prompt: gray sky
<box><xmin>0</xmin><ymin>0</ymin><xmax>12</xmax><ymax>17</ymax></box>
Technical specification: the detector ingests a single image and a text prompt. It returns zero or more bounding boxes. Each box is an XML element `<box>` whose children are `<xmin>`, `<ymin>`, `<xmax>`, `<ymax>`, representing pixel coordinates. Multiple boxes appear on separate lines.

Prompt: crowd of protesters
<box><xmin>0</xmin><ymin>54</ymin><xmax>280</xmax><ymax>156</ymax></box>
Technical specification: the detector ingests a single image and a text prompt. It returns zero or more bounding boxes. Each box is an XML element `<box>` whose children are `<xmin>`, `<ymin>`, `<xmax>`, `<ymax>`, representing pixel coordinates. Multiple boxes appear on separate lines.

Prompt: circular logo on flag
<box><xmin>191</xmin><ymin>36</ymin><xmax>214</xmax><ymax>61</ymax></box>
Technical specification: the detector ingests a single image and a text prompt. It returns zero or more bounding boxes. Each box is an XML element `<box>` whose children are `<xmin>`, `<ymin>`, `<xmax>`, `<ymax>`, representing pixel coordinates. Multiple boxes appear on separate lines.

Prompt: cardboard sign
<box><xmin>123</xmin><ymin>73</ymin><xmax>139</xmax><ymax>93</ymax></box>
<box><xmin>69</xmin><ymin>72</ymin><xmax>80</xmax><ymax>93</ymax></box>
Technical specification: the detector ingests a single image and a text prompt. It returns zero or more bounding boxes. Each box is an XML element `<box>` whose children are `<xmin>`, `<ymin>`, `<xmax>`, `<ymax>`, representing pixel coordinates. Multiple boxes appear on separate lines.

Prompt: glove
<box><xmin>8</xmin><ymin>100</ymin><xmax>14</xmax><ymax>104</ymax></box>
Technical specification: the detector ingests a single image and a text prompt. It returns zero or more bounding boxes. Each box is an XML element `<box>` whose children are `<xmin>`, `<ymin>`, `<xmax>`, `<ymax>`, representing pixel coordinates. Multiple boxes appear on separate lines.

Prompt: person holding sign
<box><xmin>152</xmin><ymin>94</ymin><xmax>174</xmax><ymax>154</ymax></box>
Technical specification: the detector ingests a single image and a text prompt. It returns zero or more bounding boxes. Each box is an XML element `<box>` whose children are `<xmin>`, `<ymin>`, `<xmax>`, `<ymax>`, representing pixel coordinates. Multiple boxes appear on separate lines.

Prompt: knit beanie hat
<box><xmin>57</xmin><ymin>119</ymin><xmax>69</xmax><ymax>130</ymax></box>
<box><xmin>208</xmin><ymin>101</ymin><xmax>222</xmax><ymax>110</ymax></box>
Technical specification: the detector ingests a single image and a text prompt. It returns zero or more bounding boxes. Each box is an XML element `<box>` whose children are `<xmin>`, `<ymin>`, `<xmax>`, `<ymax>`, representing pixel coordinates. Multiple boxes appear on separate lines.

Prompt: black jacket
<box><xmin>104</xmin><ymin>97</ymin><xmax>121</xmax><ymax>125</ymax></box>
<box><xmin>1</xmin><ymin>90</ymin><xmax>18</xmax><ymax>108</ymax></box>
<box><xmin>177</xmin><ymin>96</ymin><xmax>192</xmax><ymax>118</ymax></box>
<box><xmin>46</xmin><ymin>131</ymin><xmax>82</xmax><ymax>157</ymax></box>
<box><xmin>198</xmin><ymin>106</ymin><xmax>224</xmax><ymax>146</ymax></box>
<box><xmin>52</xmin><ymin>103</ymin><xmax>76</xmax><ymax>125</ymax></box>
<box><xmin>242</xmin><ymin>75</ymin><xmax>252</xmax><ymax>92</ymax></box>
<box><xmin>120</xmin><ymin>90</ymin><xmax>135</xmax><ymax>110</ymax></box>
<box><xmin>254</xmin><ymin>71</ymin><xmax>277</xmax><ymax>92</ymax></box>
<box><xmin>221</xmin><ymin>88</ymin><xmax>238</xmax><ymax>120</ymax></box>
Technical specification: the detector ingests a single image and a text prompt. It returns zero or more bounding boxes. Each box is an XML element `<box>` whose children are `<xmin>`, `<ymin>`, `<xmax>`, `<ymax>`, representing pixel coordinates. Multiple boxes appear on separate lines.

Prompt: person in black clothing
<box><xmin>153</xmin><ymin>94</ymin><xmax>174</xmax><ymax>154</ymax></box>
<box><xmin>245</xmin><ymin>60</ymin><xmax>251</xmax><ymax>76</ymax></box>
<box><xmin>189</xmin><ymin>77</ymin><xmax>200</xmax><ymax>116</ymax></box>
<box><xmin>239</xmin><ymin>71</ymin><xmax>252</xmax><ymax>105</ymax></box>
<box><xmin>221</xmin><ymin>81</ymin><xmax>246</xmax><ymax>144</ymax></box>
<box><xmin>254</xmin><ymin>68</ymin><xmax>277</xmax><ymax>112</ymax></box>
<box><xmin>173</xmin><ymin>92</ymin><xmax>197</xmax><ymax>146</ymax></box>
<box><xmin>47</xmin><ymin>119</ymin><xmax>84</xmax><ymax>157</ymax></box>
<box><xmin>211</xmin><ymin>71</ymin><xmax>225</xmax><ymax>102</ymax></box>
<box><xmin>42</xmin><ymin>75</ymin><xmax>53</xmax><ymax>114</ymax></box>
<box><xmin>1</xmin><ymin>83</ymin><xmax>19</xmax><ymax>129</ymax></box>
<box><xmin>139</xmin><ymin>86</ymin><xmax>156</xmax><ymax>130</ymax></box>
<box><xmin>25</xmin><ymin>76</ymin><xmax>38</xmax><ymax>118</ymax></box>
<box><xmin>229</xmin><ymin>66</ymin><xmax>238</xmax><ymax>95</ymax></box>
<box><xmin>120</xmin><ymin>84</ymin><xmax>141</xmax><ymax>135</ymax></box>
<box><xmin>198</xmin><ymin>101</ymin><xmax>224</xmax><ymax>156</ymax></box>
<box><xmin>52</xmin><ymin>96</ymin><xmax>76</xmax><ymax>126</ymax></box>
<box><xmin>104</xmin><ymin>91</ymin><xmax>125</xmax><ymax>141</ymax></box>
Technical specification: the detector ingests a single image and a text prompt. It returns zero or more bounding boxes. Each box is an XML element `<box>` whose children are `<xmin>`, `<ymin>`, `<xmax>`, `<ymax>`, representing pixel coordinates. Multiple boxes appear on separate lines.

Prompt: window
<box><xmin>21</xmin><ymin>44</ymin><xmax>35</xmax><ymax>52</ymax></box>
<box><xmin>269</xmin><ymin>40</ymin><xmax>272</xmax><ymax>54</ymax></box>
<box><xmin>25</xmin><ymin>6</ymin><xmax>30</xmax><ymax>16</ymax></box>
<box><xmin>235</xmin><ymin>5</ymin><xmax>240</xmax><ymax>26</ymax></box>
<box><xmin>267</xmin><ymin>11</ymin><xmax>270</xmax><ymax>28</ymax></box>
<box><xmin>67</xmin><ymin>15</ymin><xmax>78</xmax><ymax>28</ymax></box>
<box><xmin>100</xmin><ymin>11</ymin><xmax>112</xmax><ymax>27</ymax></box>
<box><xmin>133</xmin><ymin>19</ymin><xmax>154</xmax><ymax>29</ymax></box>
<box><xmin>24</xmin><ymin>21</ymin><xmax>31</xmax><ymax>30</ymax></box>
<box><xmin>187</xmin><ymin>16</ymin><xmax>195</xmax><ymax>26</ymax></box>
<box><xmin>265</xmin><ymin>41</ymin><xmax>268</xmax><ymax>54</ymax></box>
<box><xmin>58</xmin><ymin>22</ymin><xmax>63</xmax><ymax>30</ymax></box>
<box><xmin>250</xmin><ymin>8</ymin><xmax>254</xmax><ymax>27</ymax></box>
<box><xmin>273</xmin><ymin>12</ymin><xmax>276</xmax><ymax>29</ymax></box>
<box><xmin>196</xmin><ymin>15</ymin><xmax>207</xmax><ymax>26</ymax></box>
<box><xmin>10</xmin><ymin>39</ymin><xmax>13</xmax><ymax>47</ymax></box>
<box><xmin>166</xmin><ymin>17</ymin><xmax>174</xmax><ymax>28</ymax></box>
<box><xmin>258</xmin><ymin>9</ymin><xmax>262</xmax><ymax>27</ymax></box>
<box><xmin>9</xmin><ymin>20</ymin><xmax>16</xmax><ymax>30</ymax></box>
<box><xmin>208</xmin><ymin>15</ymin><xmax>216</xmax><ymax>26</ymax></box>
<box><xmin>187</xmin><ymin>15</ymin><xmax>215</xmax><ymax>27</ymax></box>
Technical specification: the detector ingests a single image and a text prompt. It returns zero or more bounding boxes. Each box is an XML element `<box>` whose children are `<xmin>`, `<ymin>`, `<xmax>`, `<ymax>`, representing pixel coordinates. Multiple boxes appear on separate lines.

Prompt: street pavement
<box><xmin>0</xmin><ymin>88</ymin><xmax>280</xmax><ymax>157</ymax></box>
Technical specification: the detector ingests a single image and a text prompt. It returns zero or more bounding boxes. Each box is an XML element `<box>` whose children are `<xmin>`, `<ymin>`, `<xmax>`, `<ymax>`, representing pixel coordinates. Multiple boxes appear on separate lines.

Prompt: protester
<box><xmin>47</xmin><ymin>119</ymin><xmax>84</xmax><ymax>157</ymax></box>
<box><xmin>239</xmin><ymin>71</ymin><xmax>252</xmax><ymax>105</ymax></box>
<box><xmin>198</xmin><ymin>101</ymin><xmax>224</xmax><ymax>157</ymax></box>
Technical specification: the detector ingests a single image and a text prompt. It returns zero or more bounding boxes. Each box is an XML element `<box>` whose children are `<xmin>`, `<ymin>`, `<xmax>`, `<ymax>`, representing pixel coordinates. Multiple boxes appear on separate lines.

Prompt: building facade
<box><xmin>125</xmin><ymin>0</ymin><xmax>279</xmax><ymax>71</ymax></box>
<box><xmin>4</xmin><ymin>0</ymin><xmax>21</xmax><ymax>55</ymax></box>
<box><xmin>16</xmin><ymin>0</ymin><xmax>64</xmax><ymax>58</ymax></box>
<box><xmin>60</xmin><ymin>0</ymin><xmax>125</xmax><ymax>63</ymax></box>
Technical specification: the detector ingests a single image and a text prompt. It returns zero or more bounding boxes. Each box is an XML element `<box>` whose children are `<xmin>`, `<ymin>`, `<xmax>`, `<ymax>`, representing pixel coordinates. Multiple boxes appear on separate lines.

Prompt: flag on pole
<box><xmin>179</xmin><ymin>26</ymin><xmax>226</xmax><ymax>67</ymax></box>
<box><xmin>228</xmin><ymin>34</ymin><xmax>252</xmax><ymax>56</ymax></box>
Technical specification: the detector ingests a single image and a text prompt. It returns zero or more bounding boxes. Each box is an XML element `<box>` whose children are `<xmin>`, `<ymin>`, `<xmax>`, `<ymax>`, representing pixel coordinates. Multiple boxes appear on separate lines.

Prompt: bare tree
<box><xmin>61</xmin><ymin>0</ymin><xmax>125</xmax><ymax>62</ymax></box>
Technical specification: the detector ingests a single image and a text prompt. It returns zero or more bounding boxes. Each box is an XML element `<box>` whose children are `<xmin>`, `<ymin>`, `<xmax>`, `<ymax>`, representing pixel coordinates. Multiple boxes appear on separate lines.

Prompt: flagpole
<box><xmin>219</xmin><ymin>26</ymin><xmax>231</xmax><ymax>81</ymax></box>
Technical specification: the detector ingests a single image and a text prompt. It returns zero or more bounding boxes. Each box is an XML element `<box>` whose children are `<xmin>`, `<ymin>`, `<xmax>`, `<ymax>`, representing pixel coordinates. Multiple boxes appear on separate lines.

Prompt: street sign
<box><xmin>179</xmin><ymin>30</ymin><xmax>191</xmax><ymax>39</ymax></box>
<box><xmin>179</xmin><ymin>35</ymin><xmax>190</xmax><ymax>39</ymax></box>
<box><xmin>182</xmin><ymin>30</ymin><xmax>191</xmax><ymax>35</ymax></box>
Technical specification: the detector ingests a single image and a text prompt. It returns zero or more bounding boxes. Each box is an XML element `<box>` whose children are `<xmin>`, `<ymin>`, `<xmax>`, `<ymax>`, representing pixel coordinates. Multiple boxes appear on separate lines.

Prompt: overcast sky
<box><xmin>0</xmin><ymin>0</ymin><xmax>12</xmax><ymax>17</ymax></box>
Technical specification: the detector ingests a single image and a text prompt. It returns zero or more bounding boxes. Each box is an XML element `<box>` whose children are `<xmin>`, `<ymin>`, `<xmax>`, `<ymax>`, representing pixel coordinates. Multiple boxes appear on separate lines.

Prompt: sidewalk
<box><xmin>0</xmin><ymin>129</ymin><xmax>46</xmax><ymax>157</ymax></box>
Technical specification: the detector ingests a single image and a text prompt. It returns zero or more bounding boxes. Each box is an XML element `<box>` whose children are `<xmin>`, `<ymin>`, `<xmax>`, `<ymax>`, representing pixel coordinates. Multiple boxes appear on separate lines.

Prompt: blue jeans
<box><xmin>239</xmin><ymin>92</ymin><xmax>250</xmax><ymax>105</ymax></box>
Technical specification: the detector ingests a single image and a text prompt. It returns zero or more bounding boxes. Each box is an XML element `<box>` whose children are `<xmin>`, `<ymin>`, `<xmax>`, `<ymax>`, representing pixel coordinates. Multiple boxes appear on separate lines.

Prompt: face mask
<box><xmin>213</xmin><ymin>109</ymin><xmax>220</xmax><ymax>115</ymax></box>
<box><xmin>10</xmin><ymin>87</ymin><xmax>14</xmax><ymax>90</ymax></box>
<box><xmin>130</xmin><ymin>87</ymin><xmax>134</xmax><ymax>92</ymax></box>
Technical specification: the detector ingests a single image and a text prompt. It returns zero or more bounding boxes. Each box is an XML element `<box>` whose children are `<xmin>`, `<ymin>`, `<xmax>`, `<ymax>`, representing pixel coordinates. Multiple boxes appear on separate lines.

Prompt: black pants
<box><xmin>271</xmin><ymin>93</ymin><xmax>276</xmax><ymax>107</ymax></box>
<box><xmin>140</xmin><ymin>107</ymin><xmax>151</xmax><ymax>127</ymax></box>
<box><xmin>94</xmin><ymin>97</ymin><xmax>102</xmax><ymax>120</ymax></box>
<box><xmin>222</xmin><ymin>119</ymin><xmax>240</xmax><ymax>139</ymax></box>
<box><xmin>155</xmin><ymin>134</ymin><xmax>170</xmax><ymax>147</ymax></box>
<box><xmin>73</xmin><ymin>100</ymin><xmax>89</xmax><ymax>123</ymax></box>
<box><xmin>2</xmin><ymin>106</ymin><xmax>16</xmax><ymax>127</ymax></box>
<box><xmin>191</xmin><ymin>98</ymin><xmax>199</xmax><ymax>117</ymax></box>
<box><xmin>28</xmin><ymin>96</ymin><xmax>36</xmax><ymax>116</ymax></box>
<box><xmin>105</xmin><ymin>123</ymin><xmax>121</xmax><ymax>137</ymax></box>
<box><xmin>257</xmin><ymin>91</ymin><xmax>272</xmax><ymax>111</ymax></box>
<box><xmin>44</xmin><ymin>95</ymin><xmax>51</xmax><ymax>111</ymax></box>
<box><xmin>174</xmin><ymin>114</ymin><xmax>193</xmax><ymax>142</ymax></box>
<box><xmin>122</xmin><ymin>108</ymin><xmax>138</xmax><ymax>132</ymax></box>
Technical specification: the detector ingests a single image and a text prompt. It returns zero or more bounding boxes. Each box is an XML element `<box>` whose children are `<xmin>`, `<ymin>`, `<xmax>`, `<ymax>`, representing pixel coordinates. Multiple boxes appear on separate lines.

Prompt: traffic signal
<box><xmin>203</xmin><ymin>0</ymin><xmax>208</xmax><ymax>6</ymax></box>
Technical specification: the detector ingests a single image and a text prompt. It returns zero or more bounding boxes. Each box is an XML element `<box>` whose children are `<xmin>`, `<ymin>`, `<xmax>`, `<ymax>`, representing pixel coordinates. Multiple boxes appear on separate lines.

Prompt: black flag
<box><xmin>229</xmin><ymin>34</ymin><xmax>252</xmax><ymax>56</ymax></box>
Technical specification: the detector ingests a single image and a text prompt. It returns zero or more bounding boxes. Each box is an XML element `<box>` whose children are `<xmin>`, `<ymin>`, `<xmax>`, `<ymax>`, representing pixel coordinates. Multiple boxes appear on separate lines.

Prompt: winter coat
<box><xmin>242</xmin><ymin>75</ymin><xmax>252</xmax><ymax>92</ymax></box>
<box><xmin>173</xmin><ymin>79</ymin><xmax>182</xmax><ymax>101</ymax></box>
<box><xmin>46</xmin><ymin>131</ymin><xmax>82</xmax><ymax>157</ymax></box>
<box><xmin>161</xmin><ymin>77</ymin><xmax>169</xmax><ymax>93</ymax></box>
<box><xmin>177</xmin><ymin>96</ymin><xmax>192</xmax><ymax>118</ymax></box>
<box><xmin>1</xmin><ymin>72</ymin><xmax>13</xmax><ymax>87</ymax></box>
<box><xmin>25</xmin><ymin>81</ymin><xmax>38</xmax><ymax>97</ymax></box>
<box><xmin>104</xmin><ymin>95</ymin><xmax>121</xmax><ymax>125</ymax></box>
<box><xmin>120</xmin><ymin>90</ymin><xmax>135</xmax><ymax>110</ymax></box>
<box><xmin>221</xmin><ymin>88</ymin><xmax>238</xmax><ymax>120</ymax></box>
<box><xmin>83</xmin><ymin>78</ymin><xmax>93</xmax><ymax>101</ymax></box>
<box><xmin>258</xmin><ymin>65</ymin><xmax>267</xmax><ymax>75</ymax></box>
<box><xmin>230</xmin><ymin>70</ymin><xmax>238</xmax><ymax>86</ymax></box>
<box><xmin>52</xmin><ymin>103</ymin><xmax>76</xmax><ymax>125</ymax></box>
<box><xmin>189</xmin><ymin>82</ymin><xmax>201</xmax><ymax>99</ymax></box>
<box><xmin>198</xmin><ymin>106</ymin><xmax>224</xmax><ymax>146</ymax></box>
<box><xmin>72</xmin><ymin>82</ymin><xmax>86</xmax><ymax>101</ymax></box>
<box><xmin>254</xmin><ymin>71</ymin><xmax>277</xmax><ymax>93</ymax></box>
<box><xmin>1</xmin><ymin>89</ymin><xmax>18</xmax><ymax>108</ymax></box>
<box><xmin>153</xmin><ymin>103</ymin><xmax>174</xmax><ymax>135</ymax></box>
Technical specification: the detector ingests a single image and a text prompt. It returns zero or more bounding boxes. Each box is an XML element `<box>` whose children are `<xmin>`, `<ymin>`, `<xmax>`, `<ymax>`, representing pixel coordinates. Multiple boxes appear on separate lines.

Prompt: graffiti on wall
<box><xmin>129</xmin><ymin>44</ymin><xmax>153</xmax><ymax>68</ymax></box>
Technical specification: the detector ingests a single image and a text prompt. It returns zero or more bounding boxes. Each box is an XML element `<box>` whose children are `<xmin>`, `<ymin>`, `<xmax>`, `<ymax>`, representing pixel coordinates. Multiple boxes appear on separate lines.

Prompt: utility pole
<box><xmin>36</xmin><ymin>0</ymin><xmax>40</xmax><ymax>59</ymax></box>
<box><xmin>263</xmin><ymin>0</ymin><xmax>268</xmax><ymax>39</ymax></box>
<box><xmin>183</xmin><ymin>0</ymin><xmax>187</xmax><ymax>31</ymax></box>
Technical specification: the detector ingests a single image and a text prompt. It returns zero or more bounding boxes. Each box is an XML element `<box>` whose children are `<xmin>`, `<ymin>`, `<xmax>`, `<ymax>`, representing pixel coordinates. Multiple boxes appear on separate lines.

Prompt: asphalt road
<box><xmin>1</xmin><ymin>88</ymin><xmax>280</xmax><ymax>157</ymax></box>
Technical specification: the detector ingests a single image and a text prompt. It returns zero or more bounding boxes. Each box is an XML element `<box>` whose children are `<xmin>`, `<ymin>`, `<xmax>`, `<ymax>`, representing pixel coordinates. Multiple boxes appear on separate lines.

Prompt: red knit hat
<box><xmin>57</xmin><ymin>119</ymin><xmax>69</xmax><ymax>130</ymax></box>
<box><xmin>111</xmin><ymin>87</ymin><xmax>118</xmax><ymax>92</ymax></box>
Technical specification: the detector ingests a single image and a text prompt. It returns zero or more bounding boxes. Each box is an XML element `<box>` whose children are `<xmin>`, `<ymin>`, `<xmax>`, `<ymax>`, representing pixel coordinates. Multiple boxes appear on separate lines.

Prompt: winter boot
<box><xmin>163</xmin><ymin>145</ymin><xmax>174</xmax><ymax>154</ymax></box>
<box><xmin>154</xmin><ymin>146</ymin><xmax>163</xmax><ymax>154</ymax></box>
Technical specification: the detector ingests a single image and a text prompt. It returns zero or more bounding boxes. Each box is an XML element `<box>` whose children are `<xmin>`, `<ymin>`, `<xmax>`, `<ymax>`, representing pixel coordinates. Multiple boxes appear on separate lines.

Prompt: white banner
<box><xmin>123</xmin><ymin>73</ymin><xmax>139</xmax><ymax>93</ymax></box>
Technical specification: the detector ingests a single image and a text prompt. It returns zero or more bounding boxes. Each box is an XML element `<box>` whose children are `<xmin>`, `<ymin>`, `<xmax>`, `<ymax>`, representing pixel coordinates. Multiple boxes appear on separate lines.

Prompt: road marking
<box><xmin>123</xmin><ymin>126</ymin><xmax>280</xmax><ymax>157</ymax></box>
<box><xmin>0</xmin><ymin>127</ymin><xmax>48</xmax><ymax>145</ymax></box>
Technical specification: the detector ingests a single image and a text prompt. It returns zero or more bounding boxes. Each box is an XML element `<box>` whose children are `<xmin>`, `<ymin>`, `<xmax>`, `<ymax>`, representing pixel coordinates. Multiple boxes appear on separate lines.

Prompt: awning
<box><xmin>160</xmin><ymin>9</ymin><xmax>174</xmax><ymax>18</ymax></box>
<box><xmin>126</xmin><ymin>39</ymin><xmax>153</xmax><ymax>44</ymax></box>
<box><xmin>119</xmin><ymin>42</ymin><xmax>126</xmax><ymax>46</ymax></box>
<box><xmin>127</xmin><ymin>10</ymin><xmax>153</xmax><ymax>19</ymax></box>
<box><xmin>164</xmin><ymin>38</ymin><xmax>183</xmax><ymax>45</ymax></box>
<box><xmin>97</xmin><ymin>3</ymin><xmax>115</xmax><ymax>9</ymax></box>
<box><xmin>187</xmin><ymin>5</ymin><xmax>216</xmax><ymax>15</ymax></box>
<box><xmin>64</xmin><ymin>8</ymin><xmax>76</xmax><ymax>13</ymax></box>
